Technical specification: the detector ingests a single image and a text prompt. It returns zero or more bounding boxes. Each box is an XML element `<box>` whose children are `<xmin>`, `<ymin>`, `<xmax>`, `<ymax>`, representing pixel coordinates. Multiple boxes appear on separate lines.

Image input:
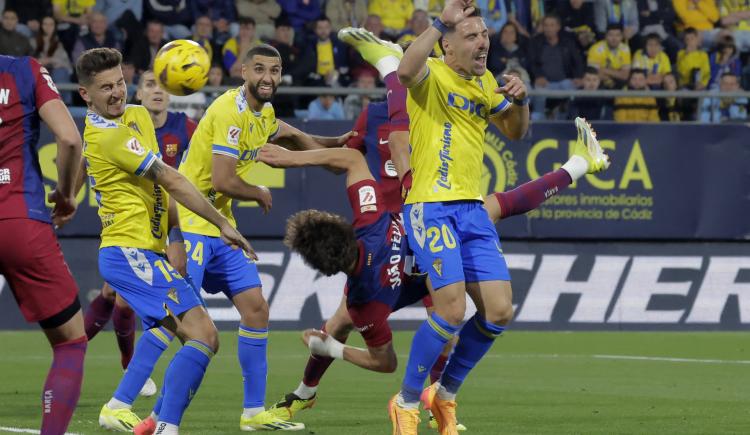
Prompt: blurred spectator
<box><xmin>637</xmin><ymin>0</ymin><xmax>680</xmax><ymax>61</ymax></box>
<box><xmin>4</xmin><ymin>0</ymin><xmax>50</xmax><ymax>37</ymax></box>
<box><xmin>31</xmin><ymin>16</ymin><xmax>71</xmax><ymax>87</ymax></box>
<box><xmin>614</xmin><ymin>69</ymin><xmax>660</xmax><ymax>121</ymax></box>
<box><xmin>700</xmin><ymin>72</ymin><xmax>748</xmax><ymax>122</ymax></box>
<box><xmin>397</xmin><ymin>10</ymin><xmax>436</xmax><ymax>52</ymax></box>
<box><xmin>506</xmin><ymin>0</ymin><xmax>551</xmax><ymax>38</ymax></box>
<box><xmin>632</xmin><ymin>33</ymin><xmax>672</xmax><ymax>88</ymax></box>
<box><xmin>343</xmin><ymin>71</ymin><xmax>377</xmax><ymax>119</ymax></box>
<box><xmin>568</xmin><ymin>66</ymin><xmax>613</xmax><ymax>120</ymax></box>
<box><xmin>346</xmin><ymin>15</ymin><xmax>383</xmax><ymax>79</ymax></box>
<box><xmin>223</xmin><ymin>17</ymin><xmax>262</xmax><ymax>78</ymax></box>
<box><xmin>557</xmin><ymin>0</ymin><xmax>597</xmax><ymax>51</ymax></box>
<box><xmin>308</xmin><ymin>16</ymin><xmax>349</xmax><ymax>86</ymax></box>
<box><xmin>475</xmin><ymin>0</ymin><xmax>507</xmax><ymax>35</ymax></box>
<box><xmin>530</xmin><ymin>15</ymin><xmax>584</xmax><ymax>120</ymax></box>
<box><xmin>169</xmin><ymin>92</ymin><xmax>207</xmax><ymax>121</ymax></box>
<box><xmin>500</xmin><ymin>61</ymin><xmax>531</xmax><ymax>88</ymax></box>
<box><xmin>52</xmin><ymin>0</ymin><xmax>94</xmax><ymax>55</ymax></box>
<box><xmin>278</xmin><ymin>0</ymin><xmax>322</xmax><ymax>32</ymax></box>
<box><xmin>192</xmin><ymin>0</ymin><xmax>237</xmax><ymax>33</ymax></box>
<box><xmin>673</xmin><ymin>0</ymin><xmax>719</xmax><ymax>35</ymax></box>
<box><xmin>368</xmin><ymin>0</ymin><xmax>413</xmax><ymax>37</ymax></box>
<box><xmin>326</xmin><ymin>0</ymin><xmax>368</xmax><ymax>30</ymax></box>
<box><xmin>237</xmin><ymin>0</ymin><xmax>281</xmax><ymax>39</ymax></box>
<box><xmin>0</xmin><ymin>10</ymin><xmax>32</xmax><ymax>56</ymax></box>
<box><xmin>72</xmin><ymin>12</ymin><xmax>120</xmax><ymax>63</ymax></box>
<box><xmin>717</xmin><ymin>1</ymin><xmax>750</xmax><ymax>52</ymax></box>
<box><xmin>268</xmin><ymin>16</ymin><xmax>311</xmax><ymax>116</ymax></box>
<box><xmin>488</xmin><ymin>22</ymin><xmax>530</xmax><ymax>76</ymax></box>
<box><xmin>205</xmin><ymin>64</ymin><xmax>226</xmax><ymax>105</ymax></box>
<box><xmin>129</xmin><ymin>20</ymin><xmax>167</xmax><ymax>73</ymax></box>
<box><xmin>416</xmin><ymin>0</ymin><xmax>445</xmax><ymax>19</ymax></box>
<box><xmin>658</xmin><ymin>72</ymin><xmax>688</xmax><ymax>120</ymax></box>
<box><xmin>708</xmin><ymin>36</ymin><xmax>742</xmax><ymax>88</ymax></box>
<box><xmin>93</xmin><ymin>0</ymin><xmax>142</xmax><ymax>49</ymax></box>
<box><xmin>192</xmin><ymin>15</ymin><xmax>219</xmax><ymax>65</ymax></box>
<box><xmin>594</xmin><ymin>0</ymin><xmax>639</xmax><ymax>40</ymax></box>
<box><xmin>676</xmin><ymin>27</ymin><xmax>710</xmax><ymax>89</ymax></box>
<box><xmin>122</xmin><ymin>59</ymin><xmax>137</xmax><ymax>95</ymax></box>
<box><xmin>144</xmin><ymin>0</ymin><xmax>193</xmax><ymax>40</ymax></box>
<box><xmin>308</xmin><ymin>94</ymin><xmax>345</xmax><ymax>120</ymax></box>
<box><xmin>588</xmin><ymin>24</ymin><xmax>632</xmax><ymax>89</ymax></box>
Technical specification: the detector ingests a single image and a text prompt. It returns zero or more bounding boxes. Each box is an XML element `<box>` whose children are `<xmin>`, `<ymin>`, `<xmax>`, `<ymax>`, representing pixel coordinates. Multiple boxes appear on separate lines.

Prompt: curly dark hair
<box><xmin>284</xmin><ymin>210</ymin><xmax>359</xmax><ymax>276</ymax></box>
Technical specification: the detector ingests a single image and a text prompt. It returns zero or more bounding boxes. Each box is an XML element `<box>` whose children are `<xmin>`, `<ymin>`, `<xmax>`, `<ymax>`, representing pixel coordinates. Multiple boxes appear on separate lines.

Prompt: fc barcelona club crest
<box><xmin>165</xmin><ymin>143</ymin><xmax>178</xmax><ymax>157</ymax></box>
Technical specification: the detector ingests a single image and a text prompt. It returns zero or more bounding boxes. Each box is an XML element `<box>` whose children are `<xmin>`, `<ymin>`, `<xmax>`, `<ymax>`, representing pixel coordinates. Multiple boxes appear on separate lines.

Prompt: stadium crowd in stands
<box><xmin>1</xmin><ymin>0</ymin><xmax>748</xmax><ymax>123</ymax></box>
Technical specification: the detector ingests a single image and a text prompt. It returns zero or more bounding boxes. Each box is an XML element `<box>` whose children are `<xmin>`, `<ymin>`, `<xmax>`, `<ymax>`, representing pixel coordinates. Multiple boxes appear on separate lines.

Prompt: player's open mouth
<box><xmin>474</xmin><ymin>53</ymin><xmax>487</xmax><ymax>65</ymax></box>
<box><xmin>258</xmin><ymin>84</ymin><xmax>273</xmax><ymax>93</ymax></box>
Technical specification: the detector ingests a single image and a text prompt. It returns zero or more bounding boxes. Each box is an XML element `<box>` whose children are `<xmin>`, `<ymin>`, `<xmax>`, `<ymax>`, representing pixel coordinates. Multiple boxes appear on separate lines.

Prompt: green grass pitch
<box><xmin>0</xmin><ymin>331</ymin><xmax>747</xmax><ymax>434</ymax></box>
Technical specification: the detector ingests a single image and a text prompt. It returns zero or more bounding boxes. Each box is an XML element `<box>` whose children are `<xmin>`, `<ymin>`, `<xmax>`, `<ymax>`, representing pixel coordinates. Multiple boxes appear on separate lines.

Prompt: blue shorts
<box><xmin>404</xmin><ymin>200</ymin><xmax>510</xmax><ymax>290</ymax></box>
<box><xmin>183</xmin><ymin>232</ymin><xmax>262</xmax><ymax>299</ymax></box>
<box><xmin>99</xmin><ymin>246</ymin><xmax>202</xmax><ymax>328</ymax></box>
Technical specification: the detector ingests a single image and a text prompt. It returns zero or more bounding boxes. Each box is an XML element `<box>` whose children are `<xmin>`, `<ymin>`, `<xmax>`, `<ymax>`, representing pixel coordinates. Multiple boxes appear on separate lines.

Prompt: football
<box><xmin>153</xmin><ymin>39</ymin><xmax>210</xmax><ymax>96</ymax></box>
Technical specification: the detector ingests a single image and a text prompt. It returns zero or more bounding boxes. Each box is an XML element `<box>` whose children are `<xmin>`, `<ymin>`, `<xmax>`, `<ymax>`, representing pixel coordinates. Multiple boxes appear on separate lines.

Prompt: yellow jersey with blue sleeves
<box><xmin>83</xmin><ymin>105</ymin><xmax>168</xmax><ymax>252</ymax></box>
<box><xmin>405</xmin><ymin>57</ymin><xmax>509</xmax><ymax>204</ymax></box>
<box><xmin>178</xmin><ymin>87</ymin><xmax>279</xmax><ymax>237</ymax></box>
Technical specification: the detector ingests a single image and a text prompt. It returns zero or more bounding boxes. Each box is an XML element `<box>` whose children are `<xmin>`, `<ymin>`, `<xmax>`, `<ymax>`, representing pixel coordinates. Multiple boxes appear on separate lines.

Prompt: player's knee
<box><xmin>240</xmin><ymin>298</ymin><xmax>269</xmax><ymax>326</ymax></box>
<box><xmin>485</xmin><ymin>300</ymin><xmax>514</xmax><ymax>326</ymax></box>
<box><xmin>197</xmin><ymin>326</ymin><xmax>220</xmax><ymax>354</ymax></box>
<box><xmin>438</xmin><ymin>303</ymin><xmax>466</xmax><ymax>326</ymax></box>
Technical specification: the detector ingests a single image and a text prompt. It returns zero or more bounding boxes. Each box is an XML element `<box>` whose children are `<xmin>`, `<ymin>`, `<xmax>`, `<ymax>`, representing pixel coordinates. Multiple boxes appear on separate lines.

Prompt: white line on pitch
<box><xmin>0</xmin><ymin>427</ymin><xmax>81</xmax><ymax>435</ymax></box>
<box><xmin>593</xmin><ymin>354</ymin><xmax>750</xmax><ymax>364</ymax></box>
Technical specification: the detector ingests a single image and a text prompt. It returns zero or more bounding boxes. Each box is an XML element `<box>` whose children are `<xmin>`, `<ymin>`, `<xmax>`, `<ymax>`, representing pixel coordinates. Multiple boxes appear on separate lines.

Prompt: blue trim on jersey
<box><xmin>269</xmin><ymin>125</ymin><xmax>280</xmax><ymax>140</ymax></box>
<box><xmin>212</xmin><ymin>144</ymin><xmax>239</xmax><ymax>158</ymax></box>
<box><xmin>17</xmin><ymin>57</ymin><xmax>50</xmax><ymax>223</ymax></box>
<box><xmin>490</xmin><ymin>98</ymin><xmax>510</xmax><ymax>115</ymax></box>
<box><xmin>134</xmin><ymin>152</ymin><xmax>157</xmax><ymax>176</ymax></box>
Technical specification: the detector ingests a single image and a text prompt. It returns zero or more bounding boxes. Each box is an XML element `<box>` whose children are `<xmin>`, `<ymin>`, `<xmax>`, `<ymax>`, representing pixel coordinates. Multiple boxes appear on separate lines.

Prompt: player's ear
<box><xmin>241</xmin><ymin>62</ymin><xmax>248</xmax><ymax>82</ymax></box>
<box><xmin>78</xmin><ymin>86</ymin><xmax>90</xmax><ymax>104</ymax></box>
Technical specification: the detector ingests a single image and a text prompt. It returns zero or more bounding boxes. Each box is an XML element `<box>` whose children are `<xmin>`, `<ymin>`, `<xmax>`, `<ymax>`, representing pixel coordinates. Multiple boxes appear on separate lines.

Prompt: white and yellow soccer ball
<box><xmin>153</xmin><ymin>39</ymin><xmax>210</xmax><ymax>96</ymax></box>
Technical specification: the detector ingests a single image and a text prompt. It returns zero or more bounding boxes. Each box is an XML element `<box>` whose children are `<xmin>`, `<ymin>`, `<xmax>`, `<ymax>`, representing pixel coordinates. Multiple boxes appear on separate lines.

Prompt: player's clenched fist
<box><xmin>440</xmin><ymin>0</ymin><xmax>476</xmax><ymax>26</ymax></box>
<box><xmin>496</xmin><ymin>74</ymin><xmax>528</xmax><ymax>101</ymax></box>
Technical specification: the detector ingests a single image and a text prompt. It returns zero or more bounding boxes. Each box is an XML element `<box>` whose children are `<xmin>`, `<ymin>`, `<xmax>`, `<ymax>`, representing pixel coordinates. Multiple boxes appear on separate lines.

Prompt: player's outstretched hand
<box><xmin>496</xmin><ymin>74</ymin><xmax>528</xmax><ymax>101</ymax></box>
<box><xmin>251</xmin><ymin>185</ymin><xmax>272</xmax><ymax>214</ymax></box>
<box><xmin>166</xmin><ymin>241</ymin><xmax>188</xmax><ymax>277</ymax></box>
<box><xmin>48</xmin><ymin>187</ymin><xmax>78</xmax><ymax>228</ymax></box>
<box><xmin>219</xmin><ymin>222</ymin><xmax>257</xmax><ymax>260</ymax></box>
<box><xmin>440</xmin><ymin>0</ymin><xmax>476</xmax><ymax>26</ymax></box>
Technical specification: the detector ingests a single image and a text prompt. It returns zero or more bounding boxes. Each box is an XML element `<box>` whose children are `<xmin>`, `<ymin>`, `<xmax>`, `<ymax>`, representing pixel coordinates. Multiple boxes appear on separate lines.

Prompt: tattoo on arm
<box><xmin>143</xmin><ymin>159</ymin><xmax>167</xmax><ymax>182</ymax></box>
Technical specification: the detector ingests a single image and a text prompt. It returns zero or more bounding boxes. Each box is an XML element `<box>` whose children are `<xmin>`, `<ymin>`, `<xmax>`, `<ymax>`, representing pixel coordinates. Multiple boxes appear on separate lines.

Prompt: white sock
<box><xmin>437</xmin><ymin>383</ymin><xmax>456</xmax><ymax>402</ymax></box>
<box><xmin>106</xmin><ymin>397</ymin><xmax>131</xmax><ymax>410</ymax></box>
<box><xmin>242</xmin><ymin>406</ymin><xmax>265</xmax><ymax>418</ymax></box>
<box><xmin>149</xmin><ymin>411</ymin><xmax>158</xmax><ymax>420</ymax></box>
<box><xmin>154</xmin><ymin>421</ymin><xmax>178</xmax><ymax>434</ymax></box>
<box><xmin>561</xmin><ymin>155</ymin><xmax>588</xmax><ymax>181</ymax></box>
<box><xmin>374</xmin><ymin>56</ymin><xmax>400</xmax><ymax>79</ymax></box>
<box><xmin>396</xmin><ymin>392</ymin><xmax>420</xmax><ymax>409</ymax></box>
<box><xmin>308</xmin><ymin>334</ymin><xmax>345</xmax><ymax>359</ymax></box>
<box><xmin>293</xmin><ymin>381</ymin><xmax>318</xmax><ymax>400</ymax></box>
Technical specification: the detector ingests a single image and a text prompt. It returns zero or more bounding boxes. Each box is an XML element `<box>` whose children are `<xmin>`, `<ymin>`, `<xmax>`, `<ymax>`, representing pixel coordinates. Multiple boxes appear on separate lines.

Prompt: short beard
<box><xmin>248</xmin><ymin>81</ymin><xmax>277</xmax><ymax>103</ymax></box>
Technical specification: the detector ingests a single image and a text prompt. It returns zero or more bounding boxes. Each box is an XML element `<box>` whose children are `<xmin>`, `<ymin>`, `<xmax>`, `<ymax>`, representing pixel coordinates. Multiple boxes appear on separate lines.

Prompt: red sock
<box><xmin>84</xmin><ymin>293</ymin><xmax>114</xmax><ymax>340</ymax></box>
<box><xmin>41</xmin><ymin>335</ymin><xmax>87</xmax><ymax>435</ymax></box>
<box><xmin>302</xmin><ymin>324</ymin><xmax>348</xmax><ymax>387</ymax></box>
<box><xmin>113</xmin><ymin>304</ymin><xmax>136</xmax><ymax>369</ymax></box>
<box><xmin>430</xmin><ymin>353</ymin><xmax>449</xmax><ymax>385</ymax></box>
<box><xmin>384</xmin><ymin>71</ymin><xmax>409</xmax><ymax>127</ymax></box>
<box><xmin>494</xmin><ymin>169</ymin><xmax>572</xmax><ymax>219</ymax></box>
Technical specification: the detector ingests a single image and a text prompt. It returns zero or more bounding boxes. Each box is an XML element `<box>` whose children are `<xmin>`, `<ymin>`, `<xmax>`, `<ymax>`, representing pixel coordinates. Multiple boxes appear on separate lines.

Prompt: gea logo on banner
<box><xmin>199</xmin><ymin>250</ymin><xmax>750</xmax><ymax>327</ymax></box>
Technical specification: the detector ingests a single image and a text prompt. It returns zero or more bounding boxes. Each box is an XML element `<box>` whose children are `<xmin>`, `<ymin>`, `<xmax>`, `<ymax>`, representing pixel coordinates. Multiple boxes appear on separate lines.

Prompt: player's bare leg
<box><xmin>232</xmin><ymin>288</ymin><xmax>305</xmax><ymax>431</ymax></box>
<box><xmin>40</xmin><ymin>309</ymin><xmax>88</xmax><ymax>434</ymax></box>
<box><xmin>269</xmin><ymin>295</ymin><xmax>354</xmax><ymax>420</ymax></box>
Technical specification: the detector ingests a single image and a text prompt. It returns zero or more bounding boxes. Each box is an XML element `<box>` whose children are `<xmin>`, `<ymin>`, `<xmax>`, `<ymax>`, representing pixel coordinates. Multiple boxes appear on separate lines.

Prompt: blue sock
<box><xmin>400</xmin><ymin>313</ymin><xmax>460</xmax><ymax>403</ymax></box>
<box><xmin>153</xmin><ymin>382</ymin><xmax>165</xmax><ymax>417</ymax></box>
<box><xmin>440</xmin><ymin>313</ymin><xmax>504</xmax><ymax>394</ymax></box>
<box><xmin>113</xmin><ymin>327</ymin><xmax>172</xmax><ymax>405</ymax></box>
<box><xmin>238</xmin><ymin>325</ymin><xmax>268</xmax><ymax>409</ymax></box>
<box><xmin>158</xmin><ymin>340</ymin><xmax>214</xmax><ymax>425</ymax></box>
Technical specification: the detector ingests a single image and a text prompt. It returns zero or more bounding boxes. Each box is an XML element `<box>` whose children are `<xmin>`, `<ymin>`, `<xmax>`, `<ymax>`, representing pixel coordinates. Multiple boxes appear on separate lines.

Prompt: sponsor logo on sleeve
<box><xmin>126</xmin><ymin>137</ymin><xmax>145</xmax><ymax>156</ymax></box>
<box><xmin>227</xmin><ymin>126</ymin><xmax>241</xmax><ymax>145</ymax></box>
<box><xmin>358</xmin><ymin>185</ymin><xmax>377</xmax><ymax>213</ymax></box>
<box><xmin>39</xmin><ymin>66</ymin><xmax>59</xmax><ymax>95</ymax></box>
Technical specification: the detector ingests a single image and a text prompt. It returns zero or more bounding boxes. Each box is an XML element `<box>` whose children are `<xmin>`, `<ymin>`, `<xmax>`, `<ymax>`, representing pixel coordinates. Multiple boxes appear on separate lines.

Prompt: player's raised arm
<box><xmin>257</xmin><ymin>144</ymin><xmax>373</xmax><ymax>187</ymax></box>
<box><xmin>270</xmin><ymin>119</ymin><xmax>356</xmax><ymax>150</ymax></box>
<box><xmin>398</xmin><ymin>0</ymin><xmax>475</xmax><ymax>87</ymax></box>
<box><xmin>491</xmin><ymin>74</ymin><xmax>530</xmax><ymax>140</ymax></box>
<box><xmin>211</xmin><ymin>154</ymin><xmax>273</xmax><ymax>213</ymax></box>
<box><xmin>143</xmin><ymin>159</ymin><xmax>255</xmax><ymax>257</ymax></box>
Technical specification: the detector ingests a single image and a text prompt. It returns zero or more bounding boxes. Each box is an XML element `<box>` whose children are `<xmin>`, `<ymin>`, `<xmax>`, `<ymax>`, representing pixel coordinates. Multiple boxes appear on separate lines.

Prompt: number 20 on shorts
<box><xmin>427</xmin><ymin>224</ymin><xmax>457</xmax><ymax>253</ymax></box>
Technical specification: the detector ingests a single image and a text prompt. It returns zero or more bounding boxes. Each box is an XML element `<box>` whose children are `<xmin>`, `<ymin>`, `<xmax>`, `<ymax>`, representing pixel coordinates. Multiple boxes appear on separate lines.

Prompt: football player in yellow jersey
<box><xmin>391</xmin><ymin>0</ymin><xmax>530</xmax><ymax>433</ymax></box>
<box><xmin>75</xmin><ymin>47</ymin><xmax>251</xmax><ymax>435</ymax></box>
<box><xmin>160</xmin><ymin>44</ymin><xmax>350</xmax><ymax>433</ymax></box>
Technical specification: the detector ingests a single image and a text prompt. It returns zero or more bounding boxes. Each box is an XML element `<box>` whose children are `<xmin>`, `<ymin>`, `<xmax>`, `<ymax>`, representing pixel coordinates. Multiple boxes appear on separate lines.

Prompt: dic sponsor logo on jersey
<box><xmin>358</xmin><ymin>185</ymin><xmax>377</xmax><ymax>213</ymax></box>
<box><xmin>447</xmin><ymin>92</ymin><xmax>486</xmax><ymax>118</ymax></box>
<box><xmin>227</xmin><ymin>126</ymin><xmax>241</xmax><ymax>145</ymax></box>
<box><xmin>126</xmin><ymin>137</ymin><xmax>145</xmax><ymax>156</ymax></box>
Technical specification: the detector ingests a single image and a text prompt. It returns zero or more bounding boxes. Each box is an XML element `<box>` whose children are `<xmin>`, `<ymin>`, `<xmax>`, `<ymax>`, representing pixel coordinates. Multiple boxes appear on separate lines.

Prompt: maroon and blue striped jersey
<box><xmin>0</xmin><ymin>56</ymin><xmax>61</xmax><ymax>223</ymax></box>
<box><xmin>156</xmin><ymin>111</ymin><xmax>196</xmax><ymax>169</ymax></box>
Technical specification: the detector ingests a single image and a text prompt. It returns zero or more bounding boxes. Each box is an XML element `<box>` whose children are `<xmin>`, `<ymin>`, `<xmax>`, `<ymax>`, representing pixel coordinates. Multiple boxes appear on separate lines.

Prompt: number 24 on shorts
<box><xmin>427</xmin><ymin>224</ymin><xmax>457</xmax><ymax>253</ymax></box>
